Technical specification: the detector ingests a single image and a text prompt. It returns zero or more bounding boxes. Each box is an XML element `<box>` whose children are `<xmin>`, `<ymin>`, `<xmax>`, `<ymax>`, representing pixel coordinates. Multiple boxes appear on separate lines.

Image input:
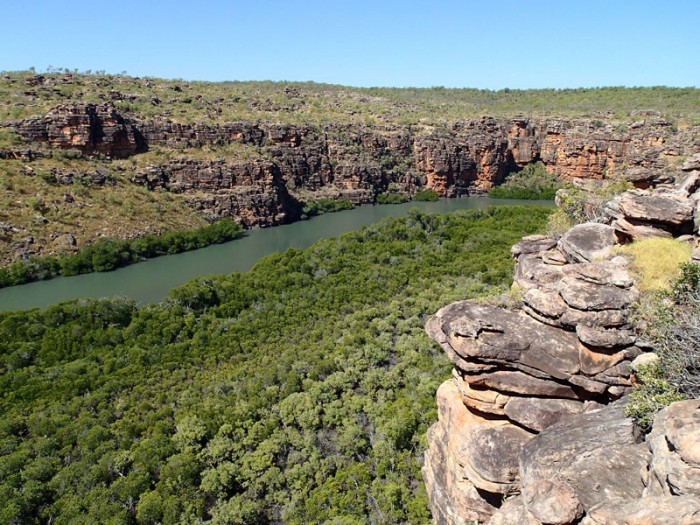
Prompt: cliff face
<box><xmin>423</xmin><ymin>155</ymin><xmax>700</xmax><ymax>524</ymax></box>
<box><xmin>15</xmin><ymin>104</ymin><xmax>700</xmax><ymax>221</ymax></box>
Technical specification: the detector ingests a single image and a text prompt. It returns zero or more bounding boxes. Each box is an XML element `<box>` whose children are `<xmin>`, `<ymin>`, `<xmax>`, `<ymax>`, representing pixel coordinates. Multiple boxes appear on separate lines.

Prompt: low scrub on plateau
<box><xmin>0</xmin><ymin>206</ymin><xmax>551</xmax><ymax>525</ymax></box>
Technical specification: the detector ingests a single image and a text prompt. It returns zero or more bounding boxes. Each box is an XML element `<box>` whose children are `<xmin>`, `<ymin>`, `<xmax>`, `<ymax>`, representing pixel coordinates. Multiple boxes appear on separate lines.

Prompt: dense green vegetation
<box><xmin>0</xmin><ymin>206</ymin><xmax>551</xmax><ymax>524</ymax></box>
<box><xmin>376</xmin><ymin>193</ymin><xmax>409</xmax><ymax>204</ymax></box>
<box><xmin>0</xmin><ymin>219</ymin><xmax>242</xmax><ymax>288</ymax></box>
<box><xmin>302</xmin><ymin>198</ymin><xmax>355</xmax><ymax>217</ymax></box>
<box><xmin>625</xmin><ymin>262</ymin><xmax>700</xmax><ymax>430</ymax></box>
<box><xmin>2</xmin><ymin>70</ymin><xmax>700</xmax><ymax>127</ymax></box>
<box><xmin>411</xmin><ymin>190</ymin><xmax>439</xmax><ymax>202</ymax></box>
<box><xmin>488</xmin><ymin>162</ymin><xmax>568</xmax><ymax>199</ymax></box>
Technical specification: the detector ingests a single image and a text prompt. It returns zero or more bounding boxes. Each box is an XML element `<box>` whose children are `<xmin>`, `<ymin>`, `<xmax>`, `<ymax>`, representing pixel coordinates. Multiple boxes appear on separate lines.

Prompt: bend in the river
<box><xmin>0</xmin><ymin>198</ymin><xmax>553</xmax><ymax>311</ymax></box>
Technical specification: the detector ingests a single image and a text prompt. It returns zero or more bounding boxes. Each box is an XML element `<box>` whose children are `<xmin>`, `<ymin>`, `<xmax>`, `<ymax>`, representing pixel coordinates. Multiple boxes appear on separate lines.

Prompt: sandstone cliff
<box><xmin>15</xmin><ymin>103</ymin><xmax>700</xmax><ymax>203</ymax></box>
<box><xmin>423</xmin><ymin>154</ymin><xmax>700</xmax><ymax>524</ymax></box>
<box><xmin>3</xmin><ymin>102</ymin><xmax>699</xmax><ymax>263</ymax></box>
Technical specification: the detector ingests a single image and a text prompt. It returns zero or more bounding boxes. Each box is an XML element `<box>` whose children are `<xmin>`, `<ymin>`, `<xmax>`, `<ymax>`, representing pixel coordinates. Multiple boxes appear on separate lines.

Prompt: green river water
<box><xmin>0</xmin><ymin>198</ymin><xmax>552</xmax><ymax>311</ymax></box>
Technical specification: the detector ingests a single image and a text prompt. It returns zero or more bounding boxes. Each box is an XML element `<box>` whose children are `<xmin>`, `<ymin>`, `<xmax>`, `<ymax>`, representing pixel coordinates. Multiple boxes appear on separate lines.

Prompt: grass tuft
<box><xmin>616</xmin><ymin>238</ymin><xmax>691</xmax><ymax>292</ymax></box>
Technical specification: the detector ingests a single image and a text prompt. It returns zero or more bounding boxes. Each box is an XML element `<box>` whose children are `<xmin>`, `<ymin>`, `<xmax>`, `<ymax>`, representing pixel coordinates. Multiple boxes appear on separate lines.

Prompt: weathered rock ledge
<box><xmin>423</xmin><ymin>155</ymin><xmax>700</xmax><ymax>524</ymax></box>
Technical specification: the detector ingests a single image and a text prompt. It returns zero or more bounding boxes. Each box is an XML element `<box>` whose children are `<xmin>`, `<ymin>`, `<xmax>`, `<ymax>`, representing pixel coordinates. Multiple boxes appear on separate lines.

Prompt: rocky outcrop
<box><xmin>17</xmin><ymin>103</ymin><xmax>144</xmax><ymax>158</ymax></box>
<box><xmin>424</xmin><ymin>229</ymin><xmax>642</xmax><ymax>524</ymax></box>
<box><xmin>424</xmin><ymin>173</ymin><xmax>700</xmax><ymax>524</ymax></box>
<box><xmin>606</xmin><ymin>153</ymin><xmax>700</xmax><ymax>240</ymax></box>
<box><xmin>131</xmin><ymin>158</ymin><xmax>297</xmax><ymax>227</ymax></box>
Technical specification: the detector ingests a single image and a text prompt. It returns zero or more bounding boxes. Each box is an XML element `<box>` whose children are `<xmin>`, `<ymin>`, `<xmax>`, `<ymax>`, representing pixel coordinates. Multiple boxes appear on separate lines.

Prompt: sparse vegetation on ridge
<box><xmin>2</xmin><ymin>70</ymin><xmax>700</xmax><ymax>126</ymax></box>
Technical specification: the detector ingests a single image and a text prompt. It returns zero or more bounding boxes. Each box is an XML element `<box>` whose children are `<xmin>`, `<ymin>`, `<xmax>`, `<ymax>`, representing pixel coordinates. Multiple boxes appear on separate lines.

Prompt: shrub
<box><xmin>489</xmin><ymin>162</ymin><xmax>567</xmax><ymax>200</ymax></box>
<box><xmin>625</xmin><ymin>262</ymin><xmax>700</xmax><ymax>430</ymax></box>
<box><xmin>376</xmin><ymin>193</ymin><xmax>408</xmax><ymax>204</ymax></box>
<box><xmin>546</xmin><ymin>176</ymin><xmax>632</xmax><ymax>235</ymax></box>
<box><xmin>302</xmin><ymin>198</ymin><xmax>354</xmax><ymax>216</ymax></box>
<box><xmin>625</xmin><ymin>361</ymin><xmax>686</xmax><ymax>431</ymax></box>
<box><xmin>412</xmin><ymin>189</ymin><xmax>439</xmax><ymax>201</ymax></box>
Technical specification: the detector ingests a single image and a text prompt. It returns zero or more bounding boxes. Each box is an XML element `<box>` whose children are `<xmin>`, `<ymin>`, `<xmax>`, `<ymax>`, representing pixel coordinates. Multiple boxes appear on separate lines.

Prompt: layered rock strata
<box><xmin>424</xmin><ymin>170</ymin><xmax>700</xmax><ymax>524</ymax></box>
<box><xmin>606</xmin><ymin>153</ymin><xmax>700</xmax><ymax>241</ymax></box>
<box><xmin>424</xmin><ymin>227</ymin><xmax>641</xmax><ymax>524</ymax></box>
<box><xmin>15</xmin><ymin>104</ymin><xmax>700</xmax><ymax>209</ymax></box>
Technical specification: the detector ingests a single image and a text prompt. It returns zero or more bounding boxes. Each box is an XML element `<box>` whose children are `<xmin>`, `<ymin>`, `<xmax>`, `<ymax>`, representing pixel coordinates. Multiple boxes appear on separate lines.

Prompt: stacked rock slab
<box><xmin>606</xmin><ymin>153</ymin><xmax>700</xmax><ymax>241</ymax></box>
<box><xmin>424</xmin><ymin>163</ymin><xmax>700</xmax><ymax>524</ymax></box>
<box><xmin>423</xmin><ymin>224</ymin><xmax>642</xmax><ymax>524</ymax></box>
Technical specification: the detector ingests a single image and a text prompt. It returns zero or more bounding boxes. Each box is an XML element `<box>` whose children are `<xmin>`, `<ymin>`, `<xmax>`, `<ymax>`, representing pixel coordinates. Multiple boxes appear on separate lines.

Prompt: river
<box><xmin>0</xmin><ymin>198</ymin><xmax>552</xmax><ymax>311</ymax></box>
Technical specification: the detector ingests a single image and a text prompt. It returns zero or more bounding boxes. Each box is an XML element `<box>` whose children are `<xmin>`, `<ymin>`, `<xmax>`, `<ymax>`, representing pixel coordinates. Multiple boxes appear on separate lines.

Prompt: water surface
<box><xmin>0</xmin><ymin>198</ymin><xmax>552</xmax><ymax>310</ymax></box>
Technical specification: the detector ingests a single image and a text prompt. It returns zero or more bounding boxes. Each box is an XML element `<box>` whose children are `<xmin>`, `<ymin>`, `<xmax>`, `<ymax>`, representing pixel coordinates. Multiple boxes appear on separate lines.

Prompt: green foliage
<box><xmin>546</xmin><ymin>176</ymin><xmax>633</xmax><ymax>235</ymax></box>
<box><xmin>0</xmin><ymin>206</ymin><xmax>550</xmax><ymax>524</ymax></box>
<box><xmin>671</xmin><ymin>261</ymin><xmax>700</xmax><ymax>302</ymax></box>
<box><xmin>302</xmin><ymin>198</ymin><xmax>354</xmax><ymax>216</ymax></box>
<box><xmin>625</xmin><ymin>361</ymin><xmax>686</xmax><ymax>432</ymax></box>
<box><xmin>376</xmin><ymin>193</ymin><xmax>409</xmax><ymax>204</ymax></box>
<box><xmin>625</xmin><ymin>263</ymin><xmax>700</xmax><ymax>430</ymax></box>
<box><xmin>0</xmin><ymin>219</ymin><xmax>243</xmax><ymax>288</ymax></box>
<box><xmin>489</xmin><ymin>162</ymin><xmax>567</xmax><ymax>200</ymax></box>
<box><xmin>412</xmin><ymin>189</ymin><xmax>439</xmax><ymax>202</ymax></box>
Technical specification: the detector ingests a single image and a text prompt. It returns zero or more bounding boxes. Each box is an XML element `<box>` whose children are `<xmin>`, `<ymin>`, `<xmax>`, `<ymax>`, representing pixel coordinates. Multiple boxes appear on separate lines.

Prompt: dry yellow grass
<box><xmin>616</xmin><ymin>238</ymin><xmax>692</xmax><ymax>291</ymax></box>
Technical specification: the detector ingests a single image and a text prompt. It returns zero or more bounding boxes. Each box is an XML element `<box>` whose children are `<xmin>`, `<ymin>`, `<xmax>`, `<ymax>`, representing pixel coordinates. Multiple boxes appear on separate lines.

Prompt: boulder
<box><xmin>582</xmin><ymin>496</ymin><xmax>700</xmax><ymax>525</ymax></box>
<box><xmin>423</xmin><ymin>381</ymin><xmax>517</xmax><ymax>524</ymax></box>
<box><xmin>576</xmin><ymin>324</ymin><xmax>635</xmax><ymax>349</ymax></box>
<box><xmin>519</xmin><ymin>402</ymin><xmax>649</xmax><ymax>522</ymax></box>
<box><xmin>616</xmin><ymin>190</ymin><xmax>694</xmax><ymax>227</ymax></box>
<box><xmin>511</xmin><ymin>235</ymin><xmax>558</xmax><ymax>257</ymax></box>
<box><xmin>463</xmin><ymin>422</ymin><xmax>534</xmax><ymax>494</ymax></box>
<box><xmin>559</xmin><ymin>275</ymin><xmax>638</xmax><ymax>312</ymax></box>
<box><xmin>681</xmin><ymin>153</ymin><xmax>700</xmax><ymax>171</ymax></box>
<box><xmin>613</xmin><ymin>216</ymin><xmax>674</xmax><ymax>240</ymax></box>
<box><xmin>578</xmin><ymin>343</ymin><xmax>627</xmax><ymax>375</ymax></box>
<box><xmin>513</xmin><ymin>253</ymin><xmax>566</xmax><ymax>290</ymax></box>
<box><xmin>503</xmin><ymin>397</ymin><xmax>583</xmax><ymax>432</ymax></box>
<box><xmin>569</xmin><ymin>259</ymin><xmax>634</xmax><ymax>288</ymax></box>
<box><xmin>465</xmin><ymin>371</ymin><xmax>580</xmax><ymax>399</ymax></box>
<box><xmin>522</xmin><ymin>478</ymin><xmax>583</xmax><ymax>525</ymax></box>
<box><xmin>456</xmin><ymin>379</ymin><xmax>509</xmax><ymax>415</ymax></box>
<box><xmin>558</xmin><ymin>223</ymin><xmax>617</xmax><ymax>263</ymax></box>
<box><xmin>486</xmin><ymin>496</ymin><xmax>540</xmax><ymax>525</ymax></box>
<box><xmin>677</xmin><ymin>169</ymin><xmax>700</xmax><ymax>196</ymax></box>
<box><xmin>427</xmin><ymin>302</ymin><xmax>581</xmax><ymax>380</ymax></box>
<box><xmin>646</xmin><ymin>399</ymin><xmax>700</xmax><ymax>497</ymax></box>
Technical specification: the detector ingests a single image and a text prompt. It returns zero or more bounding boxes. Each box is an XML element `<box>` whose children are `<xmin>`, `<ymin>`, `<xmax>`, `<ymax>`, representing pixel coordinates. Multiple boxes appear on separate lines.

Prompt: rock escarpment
<box><xmin>17</xmin><ymin>103</ymin><xmax>145</xmax><ymax>158</ymax></box>
<box><xmin>14</xmin><ymin>104</ymin><xmax>700</xmax><ymax>218</ymax></box>
<box><xmin>423</xmin><ymin>159</ymin><xmax>700</xmax><ymax>524</ymax></box>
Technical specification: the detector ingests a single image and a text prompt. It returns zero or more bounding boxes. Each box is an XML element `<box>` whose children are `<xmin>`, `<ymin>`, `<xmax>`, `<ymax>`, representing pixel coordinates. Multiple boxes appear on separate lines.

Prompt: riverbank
<box><xmin>0</xmin><ymin>198</ymin><xmax>552</xmax><ymax>310</ymax></box>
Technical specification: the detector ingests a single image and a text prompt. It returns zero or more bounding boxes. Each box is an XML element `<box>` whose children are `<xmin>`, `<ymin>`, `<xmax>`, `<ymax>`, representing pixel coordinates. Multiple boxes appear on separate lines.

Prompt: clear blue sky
<box><xmin>2</xmin><ymin>0</ymin><xmax>698</xmax><ymax>89</ymax></box>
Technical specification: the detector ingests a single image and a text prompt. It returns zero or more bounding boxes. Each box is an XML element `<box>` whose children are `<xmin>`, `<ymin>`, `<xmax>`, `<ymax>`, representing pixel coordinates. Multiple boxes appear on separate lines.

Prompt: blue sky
<box><xmin>2</xmin><ymin>0</ymin><xmax>698</xmax><ymax>89</ymax></box>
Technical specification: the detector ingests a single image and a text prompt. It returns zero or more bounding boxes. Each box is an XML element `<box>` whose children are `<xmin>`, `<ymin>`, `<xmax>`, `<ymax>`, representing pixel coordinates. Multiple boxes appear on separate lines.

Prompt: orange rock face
<box><xmin>16</xmin><ymin>104</ymin><xmax>699</xmax><ymax>228</ymax></box>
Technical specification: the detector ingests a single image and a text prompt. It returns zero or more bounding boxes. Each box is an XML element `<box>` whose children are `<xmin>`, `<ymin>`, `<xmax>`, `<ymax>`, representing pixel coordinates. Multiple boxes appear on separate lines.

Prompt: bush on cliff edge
<box><xmin>626</xmin><ymin>262</ymin><xmax>700</xmax><ymax>430</ymax></box>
